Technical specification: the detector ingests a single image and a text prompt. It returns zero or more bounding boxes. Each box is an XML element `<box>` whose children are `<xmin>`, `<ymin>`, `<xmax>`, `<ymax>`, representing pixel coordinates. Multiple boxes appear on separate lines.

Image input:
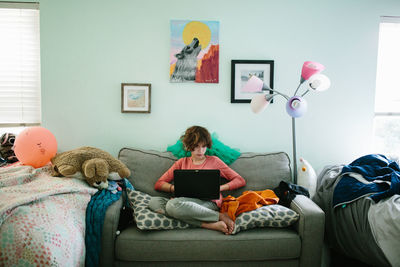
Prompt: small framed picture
<box><xmin>121</xmin><ymin>83</ymin><xmax>151</xmax><ymax>113</ymax></box>
<box><xmin>231</xmin><ymin>60</ymin><xmax>274</xmax><ymax>103</ymax></box>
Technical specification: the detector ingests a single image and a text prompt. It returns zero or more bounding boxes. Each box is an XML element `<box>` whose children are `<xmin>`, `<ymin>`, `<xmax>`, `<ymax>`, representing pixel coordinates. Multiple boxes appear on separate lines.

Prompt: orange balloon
<box><xmin>14</xmin><ymin>127</ymin><xmax>57</xmax><ymax>168</ymax></box>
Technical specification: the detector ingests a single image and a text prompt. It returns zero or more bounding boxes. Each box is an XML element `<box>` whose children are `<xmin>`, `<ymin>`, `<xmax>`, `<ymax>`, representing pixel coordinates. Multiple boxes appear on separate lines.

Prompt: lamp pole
<box><xmin>292</xmin><ymin>117</ymin><xmax>297</xmax><ymax>184</ymax></box>
<box><xmin>291</xmin><ymin>82</ymin><xmax>303</xmax><ymax>185</ymax></box>
<box><xmin>264</xmin><ymin>85</ymin><xmax>299</xmax><ymax>184</ymax></box>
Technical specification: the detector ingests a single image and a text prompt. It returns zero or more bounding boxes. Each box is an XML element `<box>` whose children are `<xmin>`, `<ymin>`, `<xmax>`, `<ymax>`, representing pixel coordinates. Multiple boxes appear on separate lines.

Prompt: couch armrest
<box><xmin>290</xmin><ymin>195</ymin><xmax>325</xmax><ymax>267</ymax></box>
<box><xmin>99</xmin><ymin>197</ymin><xmax>123</xmax><ymax>267</ymax></box>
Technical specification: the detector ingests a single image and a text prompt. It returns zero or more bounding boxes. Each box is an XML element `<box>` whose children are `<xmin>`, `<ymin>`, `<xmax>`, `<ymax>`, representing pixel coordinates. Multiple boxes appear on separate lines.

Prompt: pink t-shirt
<box><xmin>154</xmin><ymin>156</ymin><xmax>246</xmax><ymax>207</ymax></box>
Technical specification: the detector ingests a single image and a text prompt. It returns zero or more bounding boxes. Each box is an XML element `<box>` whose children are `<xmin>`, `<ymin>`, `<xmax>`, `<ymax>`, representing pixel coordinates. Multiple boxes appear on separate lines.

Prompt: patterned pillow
<box><xmin>232</xmin><ymin>204</ymin><xmax>299</xmax><ymax>234</ymax></box>
<box><xmin>127</xmin><ymin>189</ymin><xmax>190</xmax><ymax>230</ymax></box>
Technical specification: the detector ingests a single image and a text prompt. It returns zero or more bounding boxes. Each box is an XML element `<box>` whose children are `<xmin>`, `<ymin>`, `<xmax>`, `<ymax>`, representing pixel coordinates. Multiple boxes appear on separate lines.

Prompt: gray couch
<box><xmin>100</xmin><ymin>148</ymin><xmax>325</xmax><ymax>267</ymax></box>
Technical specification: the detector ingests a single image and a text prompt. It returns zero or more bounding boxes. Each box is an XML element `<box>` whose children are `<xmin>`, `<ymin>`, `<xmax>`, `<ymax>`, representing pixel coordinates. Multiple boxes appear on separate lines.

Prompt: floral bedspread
<box><xmin>0</xmin><ymin>164</ymin><xmax>97</xmax><ymax>266</ymax></box>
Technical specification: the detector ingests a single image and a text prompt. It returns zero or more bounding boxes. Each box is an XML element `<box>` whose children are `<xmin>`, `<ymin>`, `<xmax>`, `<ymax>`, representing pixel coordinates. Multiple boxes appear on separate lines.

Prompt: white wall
<box><xmin>38</xmin><ymin>0</ymin><xmax>400</xmax><ymax>172</ymax></box>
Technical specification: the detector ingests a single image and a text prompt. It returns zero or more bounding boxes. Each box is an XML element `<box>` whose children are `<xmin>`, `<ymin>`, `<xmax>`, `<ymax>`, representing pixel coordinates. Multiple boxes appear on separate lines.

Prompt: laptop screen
<box><xmin>173</xmin><ymin>169</ymin><xmax>220</xmax><ymax>200</ymax></box>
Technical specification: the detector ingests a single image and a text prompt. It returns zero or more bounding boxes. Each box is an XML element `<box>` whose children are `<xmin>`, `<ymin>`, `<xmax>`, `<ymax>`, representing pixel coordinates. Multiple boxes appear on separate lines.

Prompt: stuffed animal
<box><xmin>50</xmin><ymin>146</ymin><xmax>131</xmax><ymax>189</ymax></box>
<box><xmin>0</xmin><ymin>133</ymin><xmax>18</xmax><ymax>163</ymax></box>
<box><xmin>297</xmin><ymin>157</ymin><xmax>317</xmax><ymax>199</ymax></box>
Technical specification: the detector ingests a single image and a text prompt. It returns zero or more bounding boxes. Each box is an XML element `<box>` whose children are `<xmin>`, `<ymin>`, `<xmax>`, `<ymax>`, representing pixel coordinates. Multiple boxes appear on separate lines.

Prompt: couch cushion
<box><xmin>226</xmin><ymin>152</ymin><xmax>291</xmax><ymax>197</ymax></box>
<box><xmin>118</xmin><ymin>148</ymin><xmax>177</xmax><ymax>197</ymax></box>
<box><xmin>118</xmin><ymin>148</ymin><xmax>291</xmax><ymax>198</ymax></box>
<box><xmin>115</xmin><ymin>226</ymin><xmax>301</xmax><ymax>262</ymax></box>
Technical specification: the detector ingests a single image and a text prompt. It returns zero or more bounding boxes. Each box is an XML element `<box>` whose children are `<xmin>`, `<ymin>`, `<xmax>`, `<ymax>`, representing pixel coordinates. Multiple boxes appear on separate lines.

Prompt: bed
<box><xmin>0</xmin><ymin>164</ymin><xmax>97</xmax><ymax>266</ymax></box>
<box><xmin>313</xmin><ymin>154</ymin><xmax>400</xmax><ymax>267</ymax></box>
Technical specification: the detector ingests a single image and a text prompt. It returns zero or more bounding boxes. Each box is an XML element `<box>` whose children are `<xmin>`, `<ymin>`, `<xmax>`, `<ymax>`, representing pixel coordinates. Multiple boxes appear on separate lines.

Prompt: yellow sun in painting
<box><xmin>182</xmin><ymin>21</ymin><xmax>211</xmax><ymax>50</ymax></box>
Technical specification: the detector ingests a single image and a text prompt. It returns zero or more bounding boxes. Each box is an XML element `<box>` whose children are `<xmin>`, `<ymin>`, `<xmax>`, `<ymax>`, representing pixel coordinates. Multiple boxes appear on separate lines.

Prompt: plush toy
<box><xmin>50</xmin><ymin>146</ymin><xmax>131</xmax><ymax>189</ymax></box>
<box><xmin>0</xmin><ymin>133</ymin><xmax>18</xmax><ymax>163</ymax></box>
<box><xmin>297</xmin><ymin>157</ymin><xmax>317</xmax><ymax>199</ymax></box>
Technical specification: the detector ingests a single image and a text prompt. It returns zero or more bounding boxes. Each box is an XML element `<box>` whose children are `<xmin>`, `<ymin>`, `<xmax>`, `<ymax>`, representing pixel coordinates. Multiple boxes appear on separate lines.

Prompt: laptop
<box><xmin>173</xmin><ymin>169</ymin><xmax>221</xmax><ymax>200</ymax></box>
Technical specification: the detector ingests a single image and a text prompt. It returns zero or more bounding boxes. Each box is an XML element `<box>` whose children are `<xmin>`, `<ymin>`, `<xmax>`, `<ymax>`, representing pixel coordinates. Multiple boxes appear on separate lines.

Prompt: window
<box><xmin>373</xmin><ymin>16</ymin><xmax>400</xmax><ymax>156</ymax></box>
<box><xmin>0</xmin><ymin>2</ymin><xmax>40</xmax><ymax>134</ymax></box>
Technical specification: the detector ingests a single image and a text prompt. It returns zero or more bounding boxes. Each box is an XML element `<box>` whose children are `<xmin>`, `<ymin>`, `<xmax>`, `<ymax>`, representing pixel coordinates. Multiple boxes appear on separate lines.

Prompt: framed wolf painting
<box><xmin>170</xmin><ymin>20</ymin><xmax>219</xmax><ymax>83</ymax></box>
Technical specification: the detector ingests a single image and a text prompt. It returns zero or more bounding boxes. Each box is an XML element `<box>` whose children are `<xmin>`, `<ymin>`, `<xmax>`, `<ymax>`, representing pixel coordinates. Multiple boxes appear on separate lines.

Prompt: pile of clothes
<box><xmin>0</xmin><ymin>133</ymin><xmax>18</xmax><ymax>167</ymax></box>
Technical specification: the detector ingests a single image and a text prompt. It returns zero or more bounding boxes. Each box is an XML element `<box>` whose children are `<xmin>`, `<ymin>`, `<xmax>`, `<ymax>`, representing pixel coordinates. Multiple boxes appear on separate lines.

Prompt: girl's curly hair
<box><xmin>181</xmin><ymin>126</ymin><xmax>212</xmax><ymax>152</ymax></box>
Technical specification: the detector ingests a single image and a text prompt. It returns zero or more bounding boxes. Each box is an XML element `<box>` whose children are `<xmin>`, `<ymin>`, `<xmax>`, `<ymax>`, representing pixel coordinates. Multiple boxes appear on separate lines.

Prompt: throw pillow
<box><xmin>232</xmin><ymin>204</ymin><xmax>299</xmax><ymax>234</ymax></box>
<box><xmin>127</xmin><ymin>189</ymin><xmax>190</xmax><ymax>230</ymax></box>
<box><xmin>167</xmin><ymin>132</ymin><xmax>241</xmax><ymax>165</ymax></box>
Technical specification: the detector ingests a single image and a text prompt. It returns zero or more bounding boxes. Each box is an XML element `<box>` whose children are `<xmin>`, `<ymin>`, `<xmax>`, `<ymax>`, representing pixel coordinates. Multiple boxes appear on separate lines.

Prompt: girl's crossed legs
<box><xmin>148</xmin><ymin>196</ymin><xmax>234</xmax><ymax>234</ymax></box>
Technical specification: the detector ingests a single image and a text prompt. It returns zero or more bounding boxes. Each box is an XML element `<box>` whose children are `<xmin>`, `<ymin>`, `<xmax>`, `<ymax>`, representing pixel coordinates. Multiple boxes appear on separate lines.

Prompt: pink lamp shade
<box><xmin>242</xmin><ymin>75</ymin><xmax>264</xmax><ymax>93</ymax></box>
<box><xmin>301</xmin><ymin>61</ymin><xmax>325</xmax><ymax>83</ymax></box>
<box><xmin>250</xmin><ymin>94</ymin><xmax>270</xmax><ymax>114</ymax></box>
<box><xmin>286</xmin><ymin>96</ymin><xmax>308</xmax><ymax>117</ymax></box>
<box><xmin>308</xmin><ymin>74</ymin><xmax>331</xmax><ymax>91</ymax></box>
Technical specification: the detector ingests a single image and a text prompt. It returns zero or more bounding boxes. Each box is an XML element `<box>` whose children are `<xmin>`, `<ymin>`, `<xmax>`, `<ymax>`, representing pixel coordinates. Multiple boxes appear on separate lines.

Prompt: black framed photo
<box><xmin>231</xmin><ymin>60</ymin><xmax>274</xmax><ymax>103</ymax></box>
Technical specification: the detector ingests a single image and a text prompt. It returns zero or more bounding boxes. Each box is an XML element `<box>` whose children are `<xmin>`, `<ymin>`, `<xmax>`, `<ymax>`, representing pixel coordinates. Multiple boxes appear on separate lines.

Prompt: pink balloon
<box><xmin>14</xmin><ymin>127</ymin><xmax>57</xmax><ymax>168</ymax></box>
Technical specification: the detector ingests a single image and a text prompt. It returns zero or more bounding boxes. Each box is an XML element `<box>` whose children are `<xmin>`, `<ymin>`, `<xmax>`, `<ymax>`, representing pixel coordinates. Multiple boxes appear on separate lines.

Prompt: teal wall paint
<box><xmin>38</xmin><ymin>0</ymin><xmax>400</xmax><ymax>171</ymax></box>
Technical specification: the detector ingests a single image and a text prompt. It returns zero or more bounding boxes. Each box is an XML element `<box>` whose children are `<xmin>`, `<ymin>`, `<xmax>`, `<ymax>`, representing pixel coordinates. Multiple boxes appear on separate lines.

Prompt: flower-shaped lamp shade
<box><xmin>242</xmin><ymin>75</ymin><xmax>264</xmax><ymax>93</ymax></box>
<box><xmin>301</xmin><ymin>61</ymin><xmax>325</xmax><ymax>83</ymax></box>
<box><xmin>286</xmin><ymin>96</ymin><xmax>308</xmax><ymax>117</ymax></box>
<box><xmin>250</xmin><ymin>94</ymin><xmax>270</xmax><ymax>114</ymax></box>
<box><xmin>308</xmin><ymin>74</ymin><xmax>331</xmax><ymax>91</ymax></box>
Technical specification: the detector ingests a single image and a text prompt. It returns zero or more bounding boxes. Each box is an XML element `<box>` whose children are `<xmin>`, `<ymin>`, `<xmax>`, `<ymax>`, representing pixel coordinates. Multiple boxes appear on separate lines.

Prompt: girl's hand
<box><xmin>169</xmin><ymin>185</ymin><xmax>174</xmax><ymax>199</ymax></box>
<box><xmin>161</xmin><ymin>182</ymin><xmax>174</xmax><ymax>193</ymax></box>
<box><xmin>220</xmin><ymin>184</ymin><xmax>229</xmax><ymax>192</ymax></box>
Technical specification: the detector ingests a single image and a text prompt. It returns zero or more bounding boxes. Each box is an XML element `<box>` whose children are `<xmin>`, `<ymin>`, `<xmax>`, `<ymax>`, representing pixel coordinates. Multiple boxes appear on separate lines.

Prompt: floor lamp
<box><xmin>242</xmin><ymin>61</ymin><xmax>331</xmax><ymax>184</ymax></box>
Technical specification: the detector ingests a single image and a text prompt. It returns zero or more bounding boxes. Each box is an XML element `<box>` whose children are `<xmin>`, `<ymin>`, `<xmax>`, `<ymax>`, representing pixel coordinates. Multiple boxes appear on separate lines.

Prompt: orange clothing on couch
<box><xmin>220</xmin><ymin>190</ymin><xmax>279</xmax><ymax>221</ymax></box>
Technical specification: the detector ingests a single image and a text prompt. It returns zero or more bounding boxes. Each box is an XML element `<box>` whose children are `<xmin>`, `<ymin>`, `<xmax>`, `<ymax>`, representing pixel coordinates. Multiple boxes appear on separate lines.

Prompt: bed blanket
<box><xmin>0</xmin><ymin>164</ymin><xmax>97</xmax><ymax>266</ymax></box>
<box><xmin>85</xmin><ymin>179</ymin><xmax>133</xmax><ymax>267</ymax></box>
<box><xmin>333</xmin><ymin>154</ymin><xmax>400</xmax><ymax>208</ymax></box>
<box><xmin>368</xmin><ymin>194</ymin><xmax>400</xmax><ymax>267</ymax></box>
<box><xmin>313</xmin><ymin>165</ymin><xmax>392</xmax><ymax>267</ymax></box>
<box><xmin>85</xmin><ymin>186</ymin><xmax>122</xmax><ymax>267</ymax></box>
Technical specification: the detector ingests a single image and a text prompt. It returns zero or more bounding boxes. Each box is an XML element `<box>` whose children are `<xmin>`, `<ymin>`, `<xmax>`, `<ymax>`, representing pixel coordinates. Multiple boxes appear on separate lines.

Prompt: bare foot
<box><xmin>219</xmin><ymin>212</ymin><xmax>235</xmax><ymax>234</ymax></box>
<box><xmin>153</xmin><ymin>209</ymin><xmax>165</xmax><ymax>215</ymax></box>
<box><xmin>201</xmin><ymin>221</ymin><xmax>229</xmax><ymax>234</ymax></box>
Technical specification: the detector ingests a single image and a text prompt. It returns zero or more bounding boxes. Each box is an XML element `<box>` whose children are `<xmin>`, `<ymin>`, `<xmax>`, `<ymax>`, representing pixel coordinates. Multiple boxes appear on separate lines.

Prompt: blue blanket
<box><xmin>333</xmin><ymin>154</ymin><xmax>400</xmax><ymax>208</ymax></box>
<box><xmin>85</xmin><ymin>179</ymin><xmax>133</xmax><ymax>267</ymax></box>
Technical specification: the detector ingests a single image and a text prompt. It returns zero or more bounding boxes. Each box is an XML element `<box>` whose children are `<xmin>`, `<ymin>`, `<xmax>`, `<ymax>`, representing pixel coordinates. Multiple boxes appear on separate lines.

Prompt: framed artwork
<box><xmin>121</xmin><ymin>83</ymin><xmax>151</xmax><ymax>113</ymax></box>
<box><xmin>170</xmin><ymin>20</ymin><xmax>219</xmax><ymax>83</ymax></box>
<box><xmin>231</xmin><ymin>60</ymin><xmax>274</xmax><ymax>103</ymax></box>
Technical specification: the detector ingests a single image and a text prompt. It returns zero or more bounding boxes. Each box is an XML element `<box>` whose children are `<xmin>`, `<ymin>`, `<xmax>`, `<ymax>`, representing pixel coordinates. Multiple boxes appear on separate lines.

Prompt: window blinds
<box><xmin>374</xmin><ymin>16</ymin><xmax>400</xmax><ymax>114</ymax></box>
<box><xmin>0</xmin><ymin>3</ymin><xmax>41</xmax><ymax>126</ymax></box>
